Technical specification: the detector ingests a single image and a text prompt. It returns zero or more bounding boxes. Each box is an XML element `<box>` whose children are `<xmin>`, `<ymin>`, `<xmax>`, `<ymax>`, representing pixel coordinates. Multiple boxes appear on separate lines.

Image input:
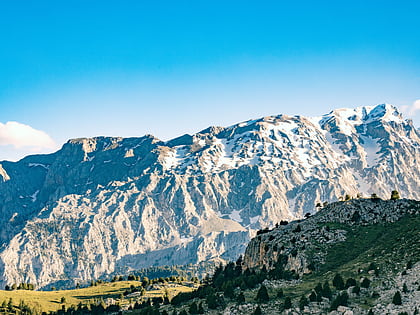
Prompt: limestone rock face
<box><xmin>0</xmin><ymin>104</ymin><xmax>419</xmax><ymax>288</ymax></box>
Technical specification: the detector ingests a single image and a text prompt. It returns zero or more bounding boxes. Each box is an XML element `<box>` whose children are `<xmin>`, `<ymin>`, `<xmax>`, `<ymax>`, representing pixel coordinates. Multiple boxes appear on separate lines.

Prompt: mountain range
<box><xmin>0</xmin><ymin>103</ymin><xmax>419</xmax><ymax>289</ymax></box>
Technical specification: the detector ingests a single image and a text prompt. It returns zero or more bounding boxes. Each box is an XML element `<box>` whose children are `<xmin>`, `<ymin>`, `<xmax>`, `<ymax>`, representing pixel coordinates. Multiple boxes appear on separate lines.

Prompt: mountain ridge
<box><xmin>0</xmin><ymin>103</ymin><xmax>419</xmax><ymax>288</ymax></box>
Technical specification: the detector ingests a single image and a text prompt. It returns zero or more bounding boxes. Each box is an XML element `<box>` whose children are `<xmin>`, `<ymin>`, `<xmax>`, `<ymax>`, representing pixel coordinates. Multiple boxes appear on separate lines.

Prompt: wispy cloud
<box><xmin>401</xmin><ymin>99</ymin><xmax>420</xmax><ymax>117</ymax></box>
<box><xmin>0</xmin><ymin>121</ymin><xmax>56</xmax><ymax>156</ymax></box>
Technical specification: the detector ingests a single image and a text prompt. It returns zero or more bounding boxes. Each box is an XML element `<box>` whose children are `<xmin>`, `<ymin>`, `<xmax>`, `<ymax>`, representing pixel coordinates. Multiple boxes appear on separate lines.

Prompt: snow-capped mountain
<box><xmin>0</xmin><ymin>103</ymin><xmax>419</xmax><ymax>288</ymax></box>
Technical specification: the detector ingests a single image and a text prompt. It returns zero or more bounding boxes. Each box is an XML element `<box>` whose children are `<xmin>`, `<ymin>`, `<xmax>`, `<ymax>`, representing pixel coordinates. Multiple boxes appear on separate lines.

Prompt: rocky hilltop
<box><xmin>0</xmin><ymin>104</ymin><xmax>419</xmax><ymax>288</ymax></box>
<box><xmin>243</xmin><ymin>198</ymin><xmax>419</xmax><ymax>275</ymax></box>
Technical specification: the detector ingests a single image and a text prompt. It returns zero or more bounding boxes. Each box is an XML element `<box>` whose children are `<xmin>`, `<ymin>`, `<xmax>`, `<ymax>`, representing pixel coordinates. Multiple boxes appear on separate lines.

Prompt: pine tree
<box><xmin>284</xmin><ymin>297</ymin><xmax>292</xmax><ymax>309</ymax></box>
<box><xmin>309</xmin><ymin>291</ymin><xmax>317</xmax><ymax>302</ymax></box>
<box><xmin>299</xmin><ymin>295</ymin><xmax>308</xmax><ymax>310</ymax></box>
<box><xmin>392</xmin><ymin>291</ymin><xmax>402</xmax><ymax>305</ymax></box>
<box><xmin>256</xmin><ymin>285</ymin><xmax>269</xmax><ymax>302</ymax></box>
<box><xmin>345</xmin><ymin>277</ymin><xmax>357</xmax><ymax>288</ymax></box>
<box><xmin>237</xmin><ymin>291</ymin><xmax>245</xmax><ymax>304</ymax></box>
<box><xmin>332</xmin><ymin>274</ymin><xmax>345</xmax><ymax>290</ymax></box>
<box><xmin>390</xmin><ymin>190</ymin><xmax>400</xmax><ymax>200</ymax></box>
<box><xmin>253</xmin><ymin>305</ymin><xmax>262</xmax><ymax>315</ymax></box>
<box><xmin>189</xmin><ymin>301</ymin><xmax>198</xmax><ymax>314</ymax></box>
<box><xmin>322</xmin><ymin>281</ymin><xmax>332</xmax><ymax>299</ymax></box>
<box><xmin>361</xmin><ymin>277</ymin><xmax>371</xmax><ymax>288</ymax></box>
<box><xmin>198</xmin><ymin>302</ymin><xmax>205</xmax><ymax>314</ymax></box>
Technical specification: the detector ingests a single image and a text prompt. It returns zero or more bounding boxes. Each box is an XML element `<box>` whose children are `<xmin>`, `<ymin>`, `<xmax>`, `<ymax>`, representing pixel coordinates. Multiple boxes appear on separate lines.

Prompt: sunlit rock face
<box><xmin>0</xmin><ymin>104</ymin><xmax>419</xmax><ymax>288</ymax></box>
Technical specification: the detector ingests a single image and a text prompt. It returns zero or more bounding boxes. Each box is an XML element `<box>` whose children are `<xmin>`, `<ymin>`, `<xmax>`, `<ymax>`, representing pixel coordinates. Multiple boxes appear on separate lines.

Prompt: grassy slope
<box><xmin>0</xmin><ymin>280</ymin><xmax>196</xmax><ymax>313</ymax></box>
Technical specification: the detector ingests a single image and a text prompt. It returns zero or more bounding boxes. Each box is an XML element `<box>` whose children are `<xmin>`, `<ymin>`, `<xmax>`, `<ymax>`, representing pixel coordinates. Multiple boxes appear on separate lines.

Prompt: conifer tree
<box><xmin>284</xmin><ymin>297</ymin><xmax>292</xmax><ymax>309</ymax></box>
<box><xmin>392</xmin><ymin>291</ymin><xmax>402</xmax><ymax>305</ymax></box>
<box><xmin>332</xmin><ymin>274</ymin><xmax>345</xmax><ymax>290</ymax></box>
<box><xmin>390</xmin><ymin>190</ymin><xmax>400</xmax><ymax>200</ymax></box>
<box><xmin>299</xmin><ymin>295</ymin><xmax>308</xmax><ymax>310</ymax></box>
<box><xmin>256</xmin><ymin>285</ymin><xmax>269</xmax><ymax>302</ymax></box>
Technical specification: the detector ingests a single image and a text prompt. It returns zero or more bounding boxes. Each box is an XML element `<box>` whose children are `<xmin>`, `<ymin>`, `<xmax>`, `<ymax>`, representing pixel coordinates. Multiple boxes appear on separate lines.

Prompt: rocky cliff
<box><xmin>0</xmin><ymin>104</ymin><xmax>419</xmax><ymax>288</ymax></box>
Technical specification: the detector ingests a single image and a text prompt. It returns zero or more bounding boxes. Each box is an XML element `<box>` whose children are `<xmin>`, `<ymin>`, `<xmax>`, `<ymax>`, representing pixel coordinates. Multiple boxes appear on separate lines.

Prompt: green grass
<box><xmin>0</xmin><ymin>280</ymin><xmax>196</xmax><ymax>313</ymax></box>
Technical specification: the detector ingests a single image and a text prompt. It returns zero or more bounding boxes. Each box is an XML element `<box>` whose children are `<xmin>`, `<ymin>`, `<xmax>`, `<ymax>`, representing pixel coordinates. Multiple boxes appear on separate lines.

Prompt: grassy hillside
<box><xmin>0</xmin><ymin>280</ymin><xmax>196</xmax><ymax>313</ymax></box>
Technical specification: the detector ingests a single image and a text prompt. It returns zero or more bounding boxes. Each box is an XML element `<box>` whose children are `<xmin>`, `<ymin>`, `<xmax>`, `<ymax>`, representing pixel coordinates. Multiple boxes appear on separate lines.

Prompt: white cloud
<box><xmin>400</xmin><ymin>99</ymin><xmax>420</xmax><ymax>116</ymax></box>
<box><xmin>0</xmin><ymin>121</ymin><xmax>56</xmax><ymax>150</ymax></box>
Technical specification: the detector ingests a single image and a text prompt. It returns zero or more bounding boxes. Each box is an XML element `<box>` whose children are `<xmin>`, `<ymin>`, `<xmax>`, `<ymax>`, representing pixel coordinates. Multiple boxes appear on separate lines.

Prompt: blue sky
<box><xmin>0</xmin><ymin>1</ymin><xmax>419</xmax><ymax>161</ymax></box>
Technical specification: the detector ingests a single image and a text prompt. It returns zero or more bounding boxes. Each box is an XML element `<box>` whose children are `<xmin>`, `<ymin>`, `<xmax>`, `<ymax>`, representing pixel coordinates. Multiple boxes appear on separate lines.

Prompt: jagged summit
<box><xmin>0</xmin><ymin>103</ymin><xmax>419</xmax><ymax>288</ymax></box>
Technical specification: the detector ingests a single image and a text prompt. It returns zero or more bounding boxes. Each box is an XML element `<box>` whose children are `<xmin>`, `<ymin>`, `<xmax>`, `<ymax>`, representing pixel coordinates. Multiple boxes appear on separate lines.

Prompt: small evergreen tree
<box><xmin>406</xmin><ymin>260</ymin><xmax>413</xmax><ymax>269</ymax></box>
<box><xmin>189</xmin><ymin>301</ymin><xmax>198</xmax><ymax>314</ymax></box>
<box><xmin>256</xmin><ymin>285</ymin><xmax>269</xmax><ymax>302</ymax></box>
<box><xmin>361</xmin><ymin>278</ymin><xmax>371</xmax><ymax>288</ymax></box>
<box><xmin>403</xmin><ymin>283</ymin><xmax>408</xmax><ymax>293</ymax></box>
<box><xmin>330</xmin><ymin>292</ymin><xmax>348</xmax><ymax>310</ymax></box>
<box><xmin>277</xmin><ymin>289</ymin><xmax>284</xmax><ymax>298</ymax></box>
<box><xmin>314</xmin><ymin>282</ymin><xmax>323</xmax><ymax>295</ymax></box>
<box><xmin>284</xmin><ymin>297</ymin><xmax>292</xmax><ymax>309</ymax></box>
<box><xmin>253</xmin><ymin>305</ymin><xmax>262</xmax><ymax>315</ymax></box>
<box><xmin>345</xmin><ymin>277</ymin><xmax>357</xmax><ymax>288</ymax></box>
<box><xmin>322</xmin><ymin>281</ymin><xmax>332</xmax><ymax>299</ymax></box>
<box><xmin>237</xmin><ymin>292</ymin><xmax>245</xmax><ymax>304</ymax></box>
<box><xmin>198</xmin><ymin>302</ymin><xmax>205</xmax><ymax>314</ymax></box>
<box><xmin>299</xmin><ymin>295</ymin><xmax>308</xmax><ymax>310</ymax></box>
<box><xmin>332</xmin><ymin>274</ymin><xmax>345</xmax><ymax>290</ymax></box>
<box><xmin>390</xmin><ymin>190</ymin><xmax>400</xmax><ymax>200</ymax></box>
<box><xmin>392</xmin><ymin>291</ymin><xmax>402</xmax><ymax>305</ymax></box>
<box><xmin>309</xmin><ymin>291</ymin><xmax>317</xmax><ymax>302</ymax></box>
<box><xmin>352</xmin><ymin>285</ymin><xmax>360</xmax><ymax>295</ymax></box>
